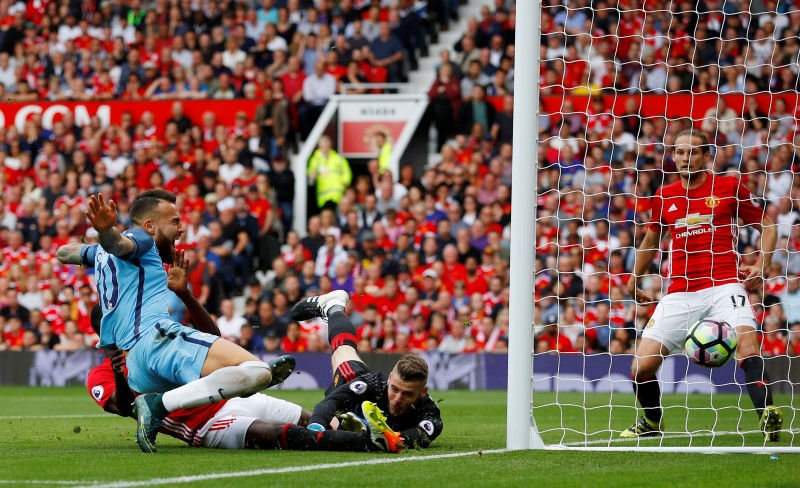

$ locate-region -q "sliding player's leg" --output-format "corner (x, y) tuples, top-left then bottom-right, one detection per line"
(128, 323), (295, 452)
(201, 394), (309, 449)
(245, 418), (401, 452)
(712, 283), (782, 441)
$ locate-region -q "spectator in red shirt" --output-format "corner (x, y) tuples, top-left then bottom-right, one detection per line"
(407, 314), (430, 351)
(440, 244), (467, 293)
(787, 324), (800, 357)
(760, 316), (788, 357)
(537, 315), (575, 354)
(281, 322), (308, 353)
(2, 317), (25, 349)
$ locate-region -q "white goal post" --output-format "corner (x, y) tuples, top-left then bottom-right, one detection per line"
(506, 0), (800, 453)
(506, 0), (543, 451)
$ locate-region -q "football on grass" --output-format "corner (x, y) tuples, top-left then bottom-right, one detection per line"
(685, 317), (737, 368)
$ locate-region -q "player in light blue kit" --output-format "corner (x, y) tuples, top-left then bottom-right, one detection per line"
(57, 190), (292, 453)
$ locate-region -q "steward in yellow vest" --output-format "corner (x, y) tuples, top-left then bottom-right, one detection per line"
(307, 135), (352, 208)
(375, 131), (392, 174)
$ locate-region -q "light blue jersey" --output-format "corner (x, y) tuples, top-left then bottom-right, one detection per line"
(82, 227), (171, 351)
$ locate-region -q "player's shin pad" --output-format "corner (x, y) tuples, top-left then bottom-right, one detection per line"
(632, 375), (662, 423)
(740, 356), (774, 419)
(328, 311), (358, 350)
(162, 361), (272, 411)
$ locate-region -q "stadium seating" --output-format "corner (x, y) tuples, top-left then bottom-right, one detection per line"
(0, 0), (798, 360)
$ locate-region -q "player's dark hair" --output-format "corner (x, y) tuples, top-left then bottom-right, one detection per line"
(90, 303), (102, 335)
(130, 189), (177, 226)
(393, 354), (428, 383)
(675, 128), (710, 155)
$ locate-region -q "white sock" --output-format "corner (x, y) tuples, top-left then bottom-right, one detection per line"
(322, 298), (346, 316)
(161, 361), (272, 411)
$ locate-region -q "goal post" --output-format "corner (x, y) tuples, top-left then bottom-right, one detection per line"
(506, 0), (542, 450)
(507, 1), (800, 453)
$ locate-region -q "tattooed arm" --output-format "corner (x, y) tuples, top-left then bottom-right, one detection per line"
(56, 243), (96, 267)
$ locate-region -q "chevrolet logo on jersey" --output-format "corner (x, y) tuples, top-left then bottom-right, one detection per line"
(675, 213), (714, 228)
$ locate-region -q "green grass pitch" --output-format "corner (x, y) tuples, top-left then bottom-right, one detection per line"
(0, 387), (798, 487)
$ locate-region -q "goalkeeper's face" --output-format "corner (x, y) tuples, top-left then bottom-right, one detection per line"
(387, 372), (427, 417)
(673, 134), (710, 179)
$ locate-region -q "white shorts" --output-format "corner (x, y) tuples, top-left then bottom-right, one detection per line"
(199, 394), (303, 449)
(641, 283), (756, 354)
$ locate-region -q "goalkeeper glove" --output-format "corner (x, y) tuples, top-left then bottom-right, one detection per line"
(338, 411), (367, 433)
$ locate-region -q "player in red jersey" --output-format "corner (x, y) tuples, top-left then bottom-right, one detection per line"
(87, 258), (403, 452)
(622, 129), (783, 441)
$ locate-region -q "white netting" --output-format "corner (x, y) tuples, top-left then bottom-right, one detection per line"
(528, 0), (800, 450)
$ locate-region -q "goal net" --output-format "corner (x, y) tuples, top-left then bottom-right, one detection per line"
(508, 0), (800, 452)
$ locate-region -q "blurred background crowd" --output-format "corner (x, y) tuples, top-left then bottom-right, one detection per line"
(0, 0), (799, 358)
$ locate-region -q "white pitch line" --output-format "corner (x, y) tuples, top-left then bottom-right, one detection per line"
(561, 428), (800, 447)
(0, 414), (109, 420)
(0, 482), (84, 485)
(73, 449), (509, 488)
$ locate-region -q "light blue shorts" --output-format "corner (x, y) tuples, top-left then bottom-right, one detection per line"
(126, 321), (218, 393)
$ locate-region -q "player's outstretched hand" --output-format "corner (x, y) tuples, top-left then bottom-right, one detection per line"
(86, 194), (118, 232)
(627, 275), (654, 304)
(167, 250), (188, 295)
(739, 264), (763, 293)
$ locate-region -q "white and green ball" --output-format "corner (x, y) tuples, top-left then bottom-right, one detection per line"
(685, 317), (738, 368)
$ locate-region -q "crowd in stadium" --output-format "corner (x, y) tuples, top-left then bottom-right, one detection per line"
(1, 0), (799, 358)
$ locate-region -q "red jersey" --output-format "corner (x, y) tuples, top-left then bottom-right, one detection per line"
(2, 246), (31, 267)
(325, 65), (347, 80)
(616, 16), (643, 58)
(441, 262), (468, 293)
(760, 333), (787, 357)
(183, 196), (206, 215)
(649, 173), (764, 293)
(86, 359), (226, 446)
(534, 272), (552, 300)
(587, 110), (613, 137)
(540, 331), (575, 353)
(247, 198), (272, 228)
(765, 277), (787, 297)
(280, 71), (306, 103)
(3, 328), (24, 348)
(350, 292), (377, 313)
(232, 173), (258, 188)
(464, 273), (489, 296)
(407, 330), (430, 351)
(282, 336), (308, 353)
(165, 173), (196, 195)
(135, 161), (161, 190)
(53, 194), (86, 213)
(482, 291), (502, 315)
(41, 304), (65, 335)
